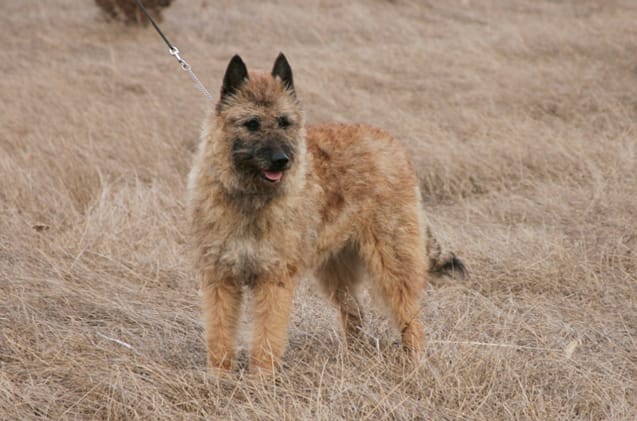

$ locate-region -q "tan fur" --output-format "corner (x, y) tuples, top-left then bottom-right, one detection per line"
(188, 55), (453, 372)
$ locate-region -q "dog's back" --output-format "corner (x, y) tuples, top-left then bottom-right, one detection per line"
(303, 123), (423, 261)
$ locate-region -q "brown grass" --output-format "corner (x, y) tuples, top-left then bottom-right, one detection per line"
(1, 0), (636, 419)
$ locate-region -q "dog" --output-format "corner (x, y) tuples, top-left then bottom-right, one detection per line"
(187, 53), (465, 372)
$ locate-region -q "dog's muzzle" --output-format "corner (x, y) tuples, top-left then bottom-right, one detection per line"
(261, 149), (291, 183)
(270, 151), (289, 171)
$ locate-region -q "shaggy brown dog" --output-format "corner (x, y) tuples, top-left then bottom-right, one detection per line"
(188, 54), (465, 372)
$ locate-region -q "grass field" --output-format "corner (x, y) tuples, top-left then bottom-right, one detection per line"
(1, 0), (636, 419)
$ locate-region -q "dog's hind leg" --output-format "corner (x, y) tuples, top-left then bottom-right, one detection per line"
(359, 216), (428, 358)
(315, 246), (365, 342)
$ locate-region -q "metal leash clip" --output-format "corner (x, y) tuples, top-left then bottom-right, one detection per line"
(169, 46), (192, 72)
(133, 0), (214, 104)
(168, 45), (214, 103)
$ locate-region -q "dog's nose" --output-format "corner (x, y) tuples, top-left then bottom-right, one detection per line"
(271, 151), (289, 169)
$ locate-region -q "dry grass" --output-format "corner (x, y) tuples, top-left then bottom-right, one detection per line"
(1, 0), (636, 419)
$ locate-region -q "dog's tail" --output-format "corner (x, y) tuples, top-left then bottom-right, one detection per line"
(426, 225), (467, 279)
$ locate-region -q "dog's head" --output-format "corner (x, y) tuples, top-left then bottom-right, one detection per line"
(212, 53), (305, 197)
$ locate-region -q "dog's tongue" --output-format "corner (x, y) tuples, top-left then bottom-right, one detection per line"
(263, 170), (283, 182)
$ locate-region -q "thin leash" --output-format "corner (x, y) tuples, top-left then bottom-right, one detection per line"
(133, 0), (214, 104)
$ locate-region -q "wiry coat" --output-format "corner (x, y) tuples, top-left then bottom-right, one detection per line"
(188, 54), (464, 372)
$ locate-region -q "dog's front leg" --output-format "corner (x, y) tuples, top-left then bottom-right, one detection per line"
(201, 272), (242, 372)
(250, 275), (294, 372)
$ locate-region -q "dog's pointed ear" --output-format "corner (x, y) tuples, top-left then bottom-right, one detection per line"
(221, 55), (248, 99)
(271, 53), (294, 93)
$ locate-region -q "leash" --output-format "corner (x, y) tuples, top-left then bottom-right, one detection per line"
(133, 0), (214, 104)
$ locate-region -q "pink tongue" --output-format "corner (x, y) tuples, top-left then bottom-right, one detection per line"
(263, 170), (283, 182)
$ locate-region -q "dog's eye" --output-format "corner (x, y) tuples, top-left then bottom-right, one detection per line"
(244, 118), (260, 132)
(277, 116), (290, 129)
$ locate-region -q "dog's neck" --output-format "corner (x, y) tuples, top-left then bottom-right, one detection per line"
(222, 187), (281, 214)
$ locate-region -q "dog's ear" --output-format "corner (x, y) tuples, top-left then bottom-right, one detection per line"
(271, 53), (294, 93)
(221, 55), (249, 99)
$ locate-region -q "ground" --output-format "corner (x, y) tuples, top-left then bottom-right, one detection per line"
(1, 0), (636, 419)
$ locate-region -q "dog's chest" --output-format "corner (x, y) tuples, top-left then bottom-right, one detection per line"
(208, 200), (316, 284)
(217, 235), (284, 286)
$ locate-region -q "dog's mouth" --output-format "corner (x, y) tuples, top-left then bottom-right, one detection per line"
(262, 170), (284, 183)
